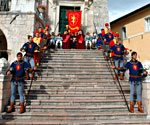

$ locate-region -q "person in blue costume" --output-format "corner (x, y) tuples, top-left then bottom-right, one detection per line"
(103, 29), (114, 60)
(112, 51), (147, 113)
(7, 52), (29, 114)
(21, 35), (39, 80)
(97, 28), (104, 49)
(110, 38), (126, 80)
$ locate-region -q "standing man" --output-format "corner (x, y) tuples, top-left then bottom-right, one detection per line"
(110, 38), (126, 80)
(33, 31), (43, 66)
(102, 23), (110, 36)
(21, 35), (39, 80)
(112, 51), (147, 113)
(7, 52), (29, 113)
(103, 29), (114, 60)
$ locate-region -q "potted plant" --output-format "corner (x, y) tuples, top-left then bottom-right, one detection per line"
(38, 4), (47, 13)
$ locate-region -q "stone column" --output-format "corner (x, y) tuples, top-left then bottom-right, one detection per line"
(0, 58), (11, 113)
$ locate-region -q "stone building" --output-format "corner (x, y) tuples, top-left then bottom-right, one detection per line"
(0, 0), (109, 63)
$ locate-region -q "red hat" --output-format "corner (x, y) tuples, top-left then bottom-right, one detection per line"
(35, 31), (39, 34)
(45, 25), (50, 28)
(105, 23), (109, 26)
(41, 29), (44, 33)
(114, 33), (119, 37)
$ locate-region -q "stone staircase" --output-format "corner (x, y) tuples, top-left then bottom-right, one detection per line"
(1, 49), (150, 124)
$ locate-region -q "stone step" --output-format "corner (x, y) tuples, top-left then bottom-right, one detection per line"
(23, 86), (129, 91)
(23, 84), (129, 90)
(25, 79), (125, 83)
(35, 72), (113, 76)
(38, 65), (108, 69)
(34, 75), (114, 80)
(2, 112), (147, 121)
(42, 57), (105, 59)
(14, 99), (130, 106)
(41, 58), (105, 61)
(40, 60), (107, 63)
(15, 93), (130, 101)
(39, 63), (108, 66)
(6, 105), (132, 113)
(23, 82), (129, 87)
(0, 120), (100, 125)
(35, 77), (115, 81)
(42, 55), (104, 58)
(45, 50), (102, 53)
(1, 120), (150, 125)
(36, 69), (111, 73)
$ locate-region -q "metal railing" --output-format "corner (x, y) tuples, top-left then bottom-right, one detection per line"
(100, 38), (130, 112)
(0, 0), (10, 11)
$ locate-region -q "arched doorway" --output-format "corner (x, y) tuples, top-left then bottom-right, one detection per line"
(0, 29), (8, 60)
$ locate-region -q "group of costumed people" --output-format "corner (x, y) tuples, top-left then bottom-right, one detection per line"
(6, 23), (148, 114)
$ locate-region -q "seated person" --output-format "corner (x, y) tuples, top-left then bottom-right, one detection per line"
(92, 32), (98, 48)
(62, 31), (70, 49)
(50, 32), (56, 48)
(70, 32), (77, 49)
(84, 32), (92, 49)
(76, 30), (85, 49)
(55, 33), (63, 49)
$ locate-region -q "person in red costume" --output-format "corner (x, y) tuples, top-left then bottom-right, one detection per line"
(109, 33), (119, 48)
(62, 31), (70, 49)
(44, 25), (51, 39)
(76, 30), (85, 49)
(33, 31), (42, 66)
(102, 23), (110, 37)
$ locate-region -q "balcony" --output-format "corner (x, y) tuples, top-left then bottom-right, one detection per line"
(0, 0), (11, 11)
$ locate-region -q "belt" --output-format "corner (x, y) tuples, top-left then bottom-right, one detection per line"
(130, 75), (141, 78)
(13, 77), (24, 80)
(114, 54), (122, 57)
(26, 53), (33, 56)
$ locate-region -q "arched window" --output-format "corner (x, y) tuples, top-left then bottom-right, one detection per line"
(0, 29), (8, 60)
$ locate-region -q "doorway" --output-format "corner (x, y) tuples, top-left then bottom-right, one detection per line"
(59, 6), (80, 34)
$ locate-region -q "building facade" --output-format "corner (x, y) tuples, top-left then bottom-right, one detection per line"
(0, 0), (109, 63)
(110, 4), (150, 62)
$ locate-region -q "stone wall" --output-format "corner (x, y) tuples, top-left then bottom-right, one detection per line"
(11, 0), (36, 13)
(46, 0), (109, 34)
(0, 12), (44, 63)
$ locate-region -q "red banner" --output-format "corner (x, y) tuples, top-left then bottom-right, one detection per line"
(67, 11), (82, 32)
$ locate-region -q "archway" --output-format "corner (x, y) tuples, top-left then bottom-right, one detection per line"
(0, 29), (8, 60)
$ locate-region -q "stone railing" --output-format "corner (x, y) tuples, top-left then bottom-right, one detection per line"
(0, 58), (11, 113)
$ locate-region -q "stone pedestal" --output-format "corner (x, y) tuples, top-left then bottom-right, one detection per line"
(0, 58), (11, 113)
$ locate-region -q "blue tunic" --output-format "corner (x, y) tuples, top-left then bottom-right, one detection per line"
(9, 61), (29, 82)
(111, 44), (125, 60)
(104, 33), (114, 45)
(124, 60), (143, 82)
(21, 42), (39, 57)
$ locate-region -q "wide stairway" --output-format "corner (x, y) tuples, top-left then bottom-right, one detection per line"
(1, 49), (150, 124)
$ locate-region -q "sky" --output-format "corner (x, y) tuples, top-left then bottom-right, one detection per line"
(108, 0), (150, 22)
